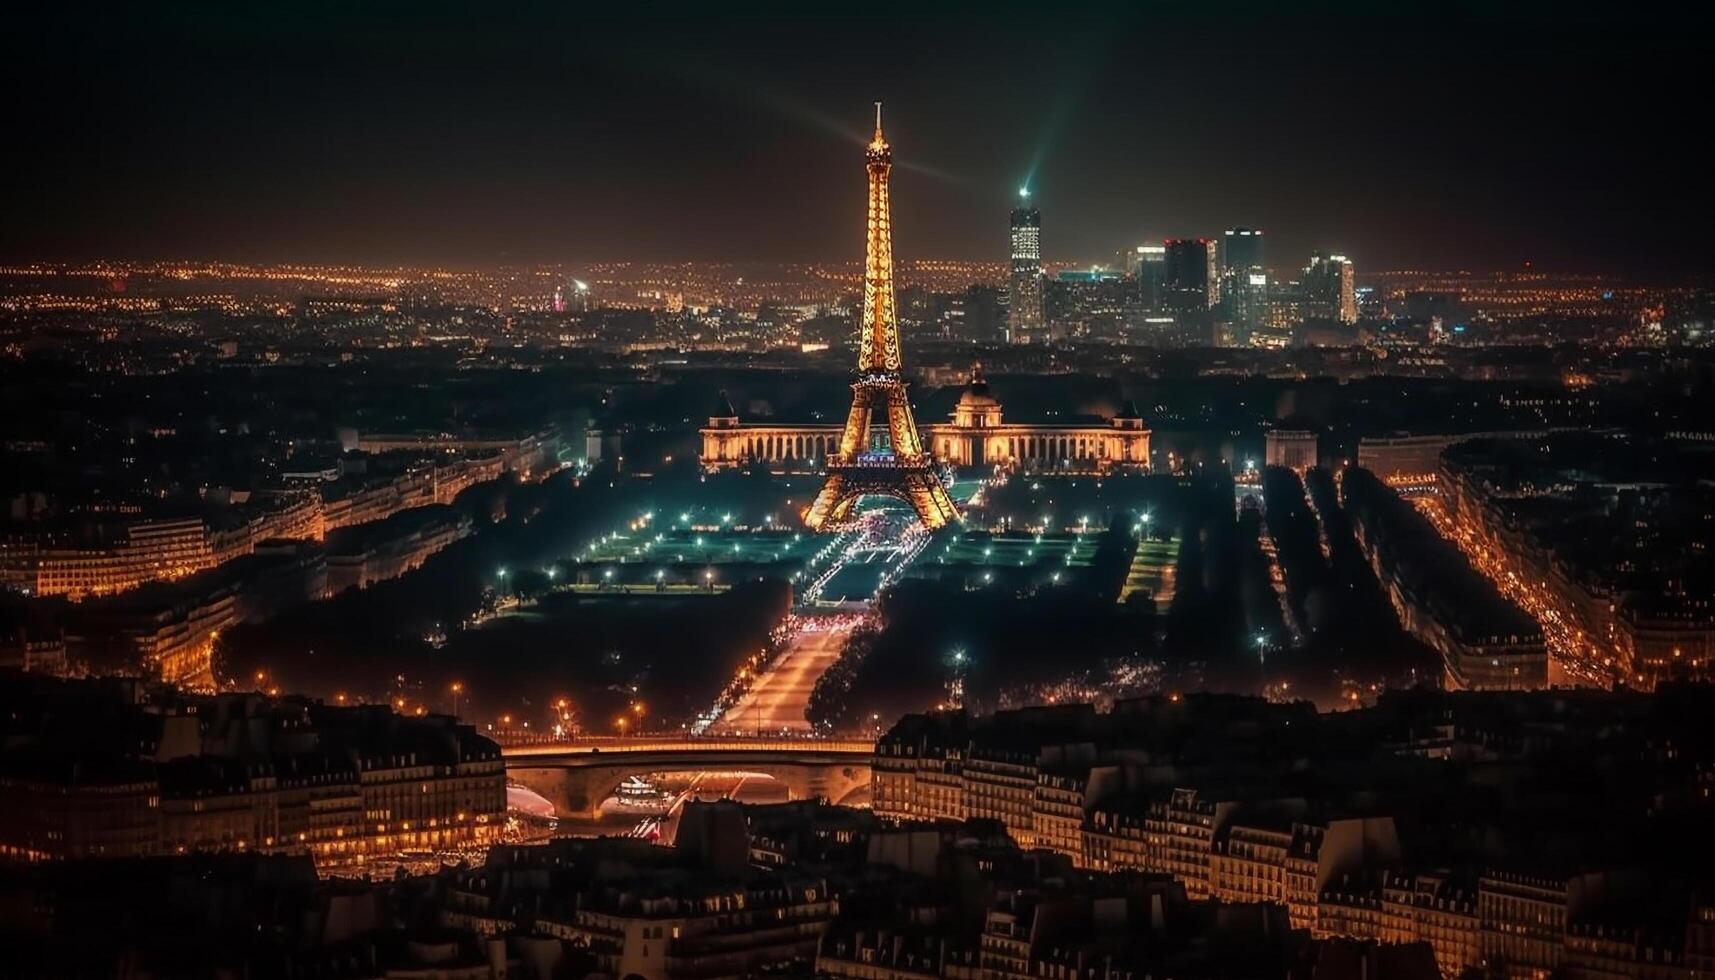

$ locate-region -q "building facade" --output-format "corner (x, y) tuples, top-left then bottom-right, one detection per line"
(0, 681), (505, 867)
(1264, 429), (1320, 472)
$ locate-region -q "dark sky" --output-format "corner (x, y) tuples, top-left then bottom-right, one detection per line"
(4, 1), (1711, 276)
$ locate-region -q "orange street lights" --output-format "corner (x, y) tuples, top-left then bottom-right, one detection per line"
(451, 681), (464, 718)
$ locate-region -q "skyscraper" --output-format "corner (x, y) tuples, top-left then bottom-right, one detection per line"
(1304, 252), (1358, 324)
(1221, 228), (1268, 340)
(1007, 190), (1044, 343)
(1221, 228), (1265, 279)
(1162, 238), (1218, 313)
(1130, 243), (1166, 310)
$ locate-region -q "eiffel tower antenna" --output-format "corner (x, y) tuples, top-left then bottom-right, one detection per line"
(805, 105), (959, 532)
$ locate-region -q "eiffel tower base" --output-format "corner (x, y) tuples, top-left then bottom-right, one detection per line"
(804, 465), (958, 531)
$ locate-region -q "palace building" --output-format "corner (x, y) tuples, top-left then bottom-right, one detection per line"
(700, 365), (1151, 476)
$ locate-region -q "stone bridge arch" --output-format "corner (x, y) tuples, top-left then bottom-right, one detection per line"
(508, 752), (871, 820)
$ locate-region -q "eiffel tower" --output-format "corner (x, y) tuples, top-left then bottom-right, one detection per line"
(805, 104), (960, 531)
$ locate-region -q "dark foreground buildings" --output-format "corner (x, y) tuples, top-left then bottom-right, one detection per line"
(3, 798), (1450, 980)
(0, 673), (506, 865)
(875, 689), (1715, 979)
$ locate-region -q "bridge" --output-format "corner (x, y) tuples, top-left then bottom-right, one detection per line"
(503, 737), (875, 819)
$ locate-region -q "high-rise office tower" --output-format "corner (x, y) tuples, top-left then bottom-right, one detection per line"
(1221, 228), (1265, 279)
(1130, 243), (1166, 309)
(1007, 190), (1044, 343)
(1162, 238), (1218, 312)
(1221, 228), (1268, 338)
(1304, 252), (1358, 324)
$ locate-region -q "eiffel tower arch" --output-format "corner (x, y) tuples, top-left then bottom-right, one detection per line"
(805, 104), (959, 532)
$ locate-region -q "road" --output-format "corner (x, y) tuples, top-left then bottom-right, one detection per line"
(1414, 497), (1612, 688)
(712, 621), (853, 734)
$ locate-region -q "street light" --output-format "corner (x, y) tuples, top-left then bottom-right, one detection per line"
(451, 681), (464, 718)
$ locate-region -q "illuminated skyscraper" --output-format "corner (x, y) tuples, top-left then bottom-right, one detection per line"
(1130, 243), (1167, 310)
(1007, 191), (1044, 343)
(1304, 252), (1358, 324)
(1221, 228), (1265, 281)
(1162, 238), (1218, 313)
(1221, 228), (1268, 338)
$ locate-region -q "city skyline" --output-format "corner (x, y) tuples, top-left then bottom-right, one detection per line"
(5, 3), (1713, 277)
(5, 7), (1715, 978)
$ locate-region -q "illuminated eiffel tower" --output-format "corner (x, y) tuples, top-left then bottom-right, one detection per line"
(805, 104), (960, 531)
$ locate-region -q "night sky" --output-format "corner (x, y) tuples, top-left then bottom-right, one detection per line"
(4, 1), (1711, 276)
